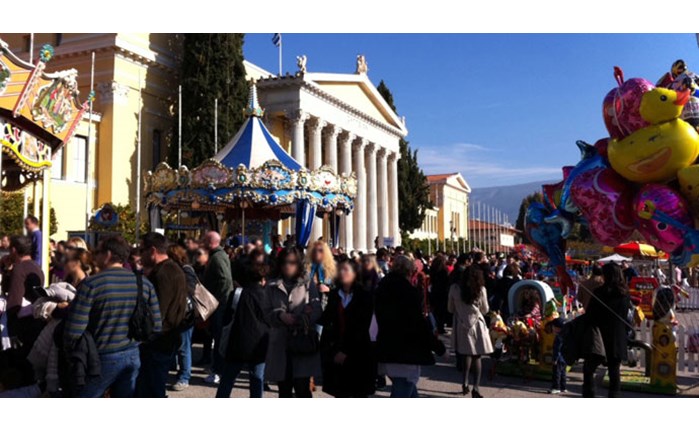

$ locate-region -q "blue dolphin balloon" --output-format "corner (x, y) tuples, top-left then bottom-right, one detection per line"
(526, 202), (574, 294)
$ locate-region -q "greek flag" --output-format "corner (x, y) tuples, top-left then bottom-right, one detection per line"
(272, 33), (282, 47)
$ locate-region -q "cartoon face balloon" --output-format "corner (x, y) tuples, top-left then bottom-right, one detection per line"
(632, 184), (693, 253)
(602, 67), (654, 140)
(607, 119), (699, 183)
(570, 167), (635, 246)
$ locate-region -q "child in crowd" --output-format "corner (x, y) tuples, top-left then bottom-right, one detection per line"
(548, 317), (567, 394)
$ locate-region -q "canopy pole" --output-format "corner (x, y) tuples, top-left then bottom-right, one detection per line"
(178, 85), (182, 167)
(214, 98), (218, 154)
(85, 51), (95, 243)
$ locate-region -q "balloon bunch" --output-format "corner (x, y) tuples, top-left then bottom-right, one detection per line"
(526, 62), (699, 282)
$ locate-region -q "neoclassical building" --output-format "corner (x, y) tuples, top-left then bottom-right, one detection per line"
(411, 173), (471, 250)
(246, 57), (407, 252)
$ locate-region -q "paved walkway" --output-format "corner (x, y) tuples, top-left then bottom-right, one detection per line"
(169, 325), (699, 398)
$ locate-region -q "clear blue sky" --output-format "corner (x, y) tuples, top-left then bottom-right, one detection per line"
(243, 34), (699, 188)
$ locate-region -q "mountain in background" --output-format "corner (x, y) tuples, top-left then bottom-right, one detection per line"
(470, 180), (553, 223)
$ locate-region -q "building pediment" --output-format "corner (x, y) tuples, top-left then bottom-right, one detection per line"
(305, 73), (407, 134)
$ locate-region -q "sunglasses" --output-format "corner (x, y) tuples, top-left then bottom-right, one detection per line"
(283, 259), (299, 266)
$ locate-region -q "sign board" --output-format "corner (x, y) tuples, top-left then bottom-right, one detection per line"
(500, 233), (515, 248)
(383, 237), (395, 248)
(629, 277), (659, 319)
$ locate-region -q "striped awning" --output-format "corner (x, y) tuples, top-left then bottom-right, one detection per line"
(213, 81), (301, 171)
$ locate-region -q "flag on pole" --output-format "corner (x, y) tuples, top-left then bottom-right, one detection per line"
(272, 33), (282, 47)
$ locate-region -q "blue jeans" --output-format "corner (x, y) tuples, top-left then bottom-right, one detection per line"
(389, 377), (418, 398)
(177, 327), (193, 384)
(78, 347), (140, 398)
(216, 361), (266, 398)
(209, 306), (225, 375)
(136, 344), (175, 398)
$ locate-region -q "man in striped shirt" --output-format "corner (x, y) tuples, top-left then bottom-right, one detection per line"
(65, 235), (162, 398)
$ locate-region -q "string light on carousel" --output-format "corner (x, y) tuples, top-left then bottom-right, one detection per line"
(145, 80), (357, 247)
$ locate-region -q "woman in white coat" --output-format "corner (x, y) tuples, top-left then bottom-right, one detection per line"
(448, 265), (493, 398)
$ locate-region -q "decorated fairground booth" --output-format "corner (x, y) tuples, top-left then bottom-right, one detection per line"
(519, 61), (699, 394)
(0, 39), (92, 278)
(145, 81), (357, 249)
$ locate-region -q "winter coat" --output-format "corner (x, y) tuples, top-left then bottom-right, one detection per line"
(447, 284), (494, 356)
(203, 247), (233, 303)
(264, 277), (322, 382)
(561, 313), (606, 364)
(319, 285), (376, 397)
(374, 272), (439, 366)
(224, 284), (272, 364)
(586, 287), (631, 361)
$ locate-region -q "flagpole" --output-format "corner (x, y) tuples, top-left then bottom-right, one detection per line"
(84, 51), (95, 243)
(135, 69), (143, 242)
(278, 34), (283, 76)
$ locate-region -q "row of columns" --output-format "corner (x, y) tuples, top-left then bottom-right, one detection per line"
(288, 110), (400, 253)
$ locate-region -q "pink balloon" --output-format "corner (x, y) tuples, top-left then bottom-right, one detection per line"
(632, 184), (692, 253)
(602, 67), (654, 140)
(571, 167), (635, 246)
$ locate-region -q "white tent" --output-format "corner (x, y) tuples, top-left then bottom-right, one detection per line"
(597, 253), (632, 263)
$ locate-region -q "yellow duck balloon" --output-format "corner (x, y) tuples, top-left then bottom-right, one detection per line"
(608, 87), (699, 183)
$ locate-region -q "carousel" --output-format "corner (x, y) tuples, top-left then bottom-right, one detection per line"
(145, 81), (357, 247)
(0, 39), (92, 276)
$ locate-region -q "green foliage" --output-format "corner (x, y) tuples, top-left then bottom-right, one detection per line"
(173, 33), (248, 166)
(89, 203), (146, 244)
(0, 192), (57, 236)
(376, 80), (431, 234)
(515, 192), (543, 244)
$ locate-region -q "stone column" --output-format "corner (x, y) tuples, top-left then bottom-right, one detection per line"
(352, 138), (367, 252)
(308, 117), (325, 170)
(377, 148), (388, 248)
(289, 109), (308, 166)
(323, 124), (340, 172)
(365, 143), (378, 253)
(308, 117), (326, 243)
(388, 151), (401, 246)
(339, 131), (355, 251)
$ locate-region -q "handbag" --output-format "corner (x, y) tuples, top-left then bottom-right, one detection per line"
(128, 272), (155, 342)
(191, 281), (219, 322)
(287, 289), (319, 355)
(288, 317), (320, 355)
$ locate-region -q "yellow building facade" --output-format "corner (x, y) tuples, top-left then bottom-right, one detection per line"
(0, 33), (180, 239)
(411, 173), (470, 245)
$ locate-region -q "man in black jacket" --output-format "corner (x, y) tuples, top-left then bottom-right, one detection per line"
(375, 256), (445, 398)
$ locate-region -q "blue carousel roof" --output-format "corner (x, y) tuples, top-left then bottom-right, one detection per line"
(213, 81), (301, 171)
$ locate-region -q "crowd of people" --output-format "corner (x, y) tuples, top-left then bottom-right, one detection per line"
(0, 216), (688, 398)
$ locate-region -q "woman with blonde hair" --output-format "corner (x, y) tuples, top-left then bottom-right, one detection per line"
(66, 236), (88, 251)
(305, 240), (336, 295)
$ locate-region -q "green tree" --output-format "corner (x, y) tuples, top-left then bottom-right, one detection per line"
(376, 80), (431, 234)
(515, 192), (543, 244)
(0, 192), (57, 236)
(88, 203), (145, 244)
(173, 33), (248, 166)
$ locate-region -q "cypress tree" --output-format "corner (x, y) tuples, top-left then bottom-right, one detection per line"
(376, 80), (431, 235)
(174, 33), (248, 166)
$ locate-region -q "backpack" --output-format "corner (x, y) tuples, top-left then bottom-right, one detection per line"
(128, 272), (155, 342)
(217, 286), (243, 357)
